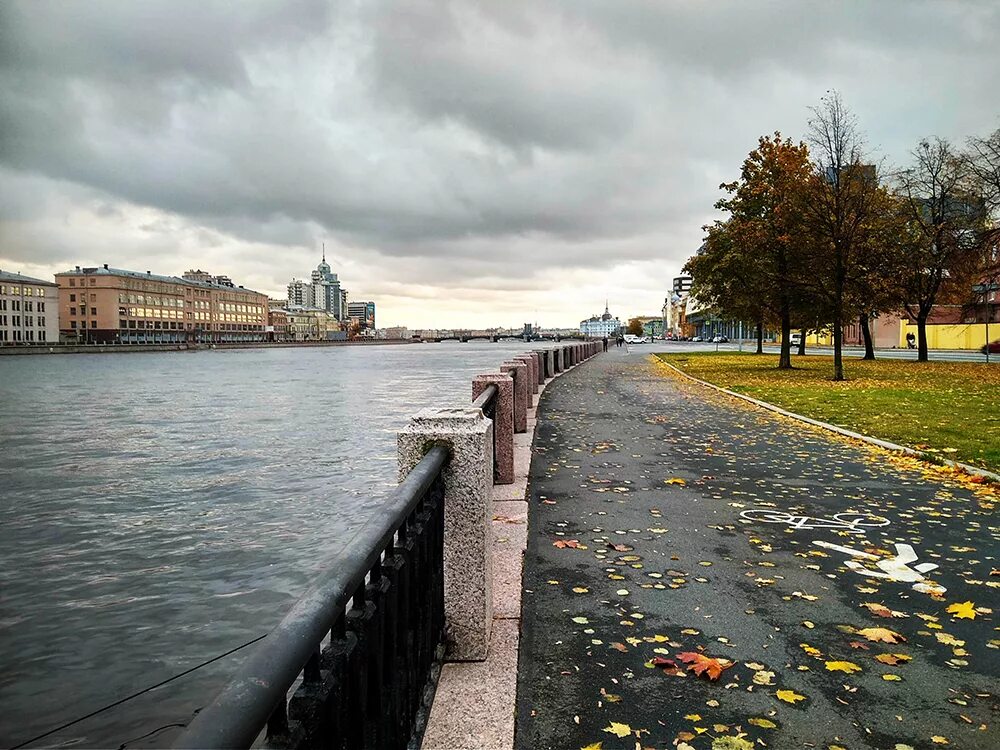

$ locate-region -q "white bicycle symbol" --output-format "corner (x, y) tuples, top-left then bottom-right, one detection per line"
(739, 508), (890, 533)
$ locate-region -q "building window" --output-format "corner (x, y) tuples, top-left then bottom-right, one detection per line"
(91, 307), (97, 315)
(90, 320), (97, 328)
(70, 294), (76, 302)
(38, 316), (45, 327)
(38, 302), (45, 312)
(69, 278), (76, 287)
(39, 331), (46, 342)
(70, 321), (77, 329)
(25, 301), (33, 312)
(12, 300), (20, 311)
(89, 279), (95, 285)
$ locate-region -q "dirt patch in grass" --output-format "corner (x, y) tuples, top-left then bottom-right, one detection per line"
(656, 352), (1000, 473)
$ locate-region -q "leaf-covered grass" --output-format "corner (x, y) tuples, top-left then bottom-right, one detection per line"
(655, 352), (1000, 473)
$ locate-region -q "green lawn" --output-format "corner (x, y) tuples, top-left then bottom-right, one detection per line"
(655, 352), (1000, 473)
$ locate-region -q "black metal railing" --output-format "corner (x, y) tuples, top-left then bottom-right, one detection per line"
(175, 445), (449, 750)
(472, 383), (500, 483)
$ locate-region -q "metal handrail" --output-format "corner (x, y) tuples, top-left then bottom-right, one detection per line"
(175, 444), (450, 749)
(471, 382), (498, 411)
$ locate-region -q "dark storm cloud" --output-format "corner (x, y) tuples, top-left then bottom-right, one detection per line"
(0, 0), (998, 325)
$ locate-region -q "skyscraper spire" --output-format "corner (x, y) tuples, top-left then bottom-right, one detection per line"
(322, 242), (326, 263)
(605, 298), (609, 315)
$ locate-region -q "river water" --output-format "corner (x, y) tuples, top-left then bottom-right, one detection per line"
(0, 342), (547, 748)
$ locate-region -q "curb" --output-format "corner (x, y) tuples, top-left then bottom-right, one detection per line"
(654, 357), (1000, 484)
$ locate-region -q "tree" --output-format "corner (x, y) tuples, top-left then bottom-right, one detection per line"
(626, 318), (644, 336)
(684, 221), (771, 354)
(801, 92), (898, 379)
(709, 133), (814, 369)
(896, 137), (985, 361)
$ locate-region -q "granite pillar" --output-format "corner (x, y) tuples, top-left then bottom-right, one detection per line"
(398, 407), (493, 661)
(514, 354), (538, 395)
(472, 374), (514, 485)
(500, 360), (529, 430)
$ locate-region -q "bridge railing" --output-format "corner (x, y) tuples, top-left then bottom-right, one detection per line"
(175, 341), (601, 749)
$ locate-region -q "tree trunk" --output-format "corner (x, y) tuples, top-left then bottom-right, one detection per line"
(779, 306), (792, 369)
(832, 310), (844, 381)
(755, 321), (763, 354)
(917, 312), (929, 361)
(859, 314), (875, 360)
(796, 327), (806, 356)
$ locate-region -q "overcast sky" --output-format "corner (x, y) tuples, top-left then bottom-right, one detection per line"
(1, 1), (998, 328)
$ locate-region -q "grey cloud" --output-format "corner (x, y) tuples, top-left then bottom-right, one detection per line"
(0, 1), (998, 325)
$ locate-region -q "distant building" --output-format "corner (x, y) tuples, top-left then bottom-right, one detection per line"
(285, 306), (344, 341)
(0, 270), (59, 344)
(287, 250), (349, 321)
(182, 269), (235, 288)
(347, 301), (376, 330)
(580, 302), (621, 337)
(379, 326), (410, 340)
(55, 265), (268, 343)
(267, 308), (289, 342)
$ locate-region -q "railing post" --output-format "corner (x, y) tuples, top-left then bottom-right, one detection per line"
(552, 347), (563, 373)
(472, 374), (514, 484)
(534, 350), (551, 380)
(514, 354), (538, 395)
(398, 408), (493, 661)
(500, 360), (529, 431)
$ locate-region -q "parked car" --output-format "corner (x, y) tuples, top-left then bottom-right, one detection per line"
(624, 334), (645, 344)
(712, 335), (729, 343)
(691, 336), (704, 342)
(982, 340), (1000, 354)
(790, 332), (802, 346)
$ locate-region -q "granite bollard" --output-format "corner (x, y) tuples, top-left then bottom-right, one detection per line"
(536, 350), (552, 379)
(514, 354), (538, 395)
(398, 407), (493, 661)
(472, 373), (514, 484)
(553, 347), (562, 373)
(500, 360), (529, 430)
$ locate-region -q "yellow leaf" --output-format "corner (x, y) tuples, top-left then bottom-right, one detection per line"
(931, 736), (949, 745)
(824, 660), (862, 674)
(603, 722), (631, 738)
(882, 673), (903, 681)
(572, 587), (589, 594)
(935, 632), (965, 647)
(945, 601), (977, 620)
(684, 714), (702, 721)
(802, 620), (815, 629)
(857, 627), (906, 644)
(581, 744), (602, 750)
(666, 477), (687, 486)
(748, 718), (777, 728)
(800, 643), (822, 657)
(776, 689), (806, 704)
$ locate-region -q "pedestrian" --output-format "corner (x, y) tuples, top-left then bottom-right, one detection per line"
(906, 331), (916, 350)
(602, 336), (609, 352)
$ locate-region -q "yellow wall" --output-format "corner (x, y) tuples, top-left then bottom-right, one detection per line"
(899, 322), (993, 350)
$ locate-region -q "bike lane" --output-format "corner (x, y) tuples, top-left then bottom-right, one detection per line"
(516, 353), (998, 750)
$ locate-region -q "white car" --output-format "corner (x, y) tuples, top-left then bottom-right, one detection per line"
(624, 334), (646, 344)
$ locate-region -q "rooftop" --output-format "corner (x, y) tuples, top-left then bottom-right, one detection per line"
(55, 265), (264, 295)
(0, 269), (58, 286)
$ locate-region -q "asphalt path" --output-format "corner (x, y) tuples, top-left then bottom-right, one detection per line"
(645, 340), (998, 364)
(515, 350), (998, 750)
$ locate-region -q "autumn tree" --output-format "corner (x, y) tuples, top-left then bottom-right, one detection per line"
(626, 318), (644, 336)
(800, 92), (899, 379)
(684, 221), (771, 354)
(711, 133), (813, 369)
(896, 137), (986, 361)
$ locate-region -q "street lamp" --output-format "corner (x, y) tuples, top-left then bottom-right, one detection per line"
(973, 283), (994, 364)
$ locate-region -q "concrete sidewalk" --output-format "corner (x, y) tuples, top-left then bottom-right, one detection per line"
(516, 352), (997, 750)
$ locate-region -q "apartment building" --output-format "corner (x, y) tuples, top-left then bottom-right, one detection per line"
(0, 270), (59, 344)
(55, 265), (269, 344)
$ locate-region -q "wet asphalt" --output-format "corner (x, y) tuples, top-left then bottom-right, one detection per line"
(515, 349), (998, 750)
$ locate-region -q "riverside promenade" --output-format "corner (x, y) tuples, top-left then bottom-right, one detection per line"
(516, 349), (997, 750)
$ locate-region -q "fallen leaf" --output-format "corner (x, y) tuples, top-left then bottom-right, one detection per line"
(824, 661), (862, 674)
(875, 653), (911, 666)
(857, 627), (906, 644)
(711, 737), (753, 750)
(748, 718), (777, 729)
(677, 652), (735, 681)
(776, 689), (807, 704)
(945, 601), (977, 620)
(581, 744), (602, 750)
(882, 674), (903, 681)
(931, 737), (949, 745)
(602, 722), (631, 738)
(666, 477), (687, 486)
(861, 602), (907, 618)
